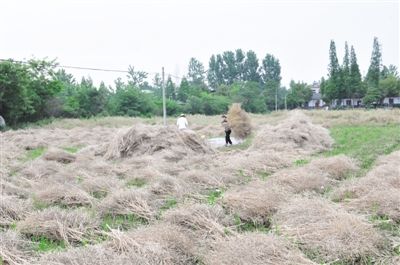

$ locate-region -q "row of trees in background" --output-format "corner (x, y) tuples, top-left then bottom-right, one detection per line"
(1, 38), (399, 126)
(1, 49), (313, 126)
(321, 37), (400, 105)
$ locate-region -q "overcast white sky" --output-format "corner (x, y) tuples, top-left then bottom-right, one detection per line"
(0, 0), (398, 88)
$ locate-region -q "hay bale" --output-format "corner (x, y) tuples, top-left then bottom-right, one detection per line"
(227, 103), (252, 139)
(35, 184), (93, 207)
(222, 180), (289, 224)
(273, 197), (385, 263)
(0, 196), (31, 227)
(103, 125), (212, 160)
(0, 230), (34, 265)
(252, 111), (333, 154)
(205, 233), (315, 265)
(18, 207), (99, 245)
(100, 189), (155, 222)
(106, 224), (197, 265)
(163, 203), (232, 239)
(43, 148), (76, 164)
(149, 175), (188, 198)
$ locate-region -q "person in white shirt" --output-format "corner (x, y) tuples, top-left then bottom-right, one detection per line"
(176, 114), (188, 130)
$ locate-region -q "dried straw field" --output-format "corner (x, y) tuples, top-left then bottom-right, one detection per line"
(1, 109), (400, 265)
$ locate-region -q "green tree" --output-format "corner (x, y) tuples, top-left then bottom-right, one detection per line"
(127, 65), (148, 88)
(243, 50), (260, 82)
(188, 57), (205, 86)
(165, 76), (176, 100)
(349, 46), (364, 98)
(342, 42), (351, 97)
(366, 37), (382, 88)
(286, 81), (312, 109)
(379, 75), (400, 97)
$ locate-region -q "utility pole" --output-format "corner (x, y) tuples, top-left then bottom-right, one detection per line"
(162, 67), (166, 126)
(284, 93), (287, 111)
(275, 86), (278, 111)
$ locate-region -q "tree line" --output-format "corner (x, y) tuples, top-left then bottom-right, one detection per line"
(1, 38), (399, 126)
(321, 37), (400, 106)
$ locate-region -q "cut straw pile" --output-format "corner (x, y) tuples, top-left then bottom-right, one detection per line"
(102, 125), (212, 159)
(331, 150), (400, 221)
(227, 103), (252, 139)
(252, 110), (333, 154)
(273, 196), (386, 263)
(205, 233), (315, 265)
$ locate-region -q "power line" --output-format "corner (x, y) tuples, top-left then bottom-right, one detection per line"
(0, 58), (183, 79)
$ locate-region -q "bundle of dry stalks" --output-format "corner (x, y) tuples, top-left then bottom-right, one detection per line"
(0, 196), (31, 227)
(106, 224), (198, 264)
(18, 207), (99, 245)
(35, 245), (134, 265)
(163, 203), (232, 239)
(103, 125), (212, 159)
(270, 155), (358, 193)
(19, 160), (59, 180)
(1, 180), (30, 199)
(205, 233), (315, 265)
(35, 184), (93, 207)
(80, 177), (121, 199)
(227, 103), (252, 139)
(223, 180), (290, 224)
(100, 189), (155, 221)
(252, 111), (333, 154)
(43, 148), (76, 164)
(149, 175), (188, 198)
(331, 151), (400, 221)
(274, 196), (385, 263)
(0, 230), (33, 265)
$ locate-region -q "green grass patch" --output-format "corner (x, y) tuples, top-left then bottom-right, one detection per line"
(126, 178), (147, 188)
(257, 170), (271, 180)
(24, 147), (46, 161)
(369, 215), (400, 237)
(31, 236), (66, 252)
(90, 190), (108, 199)
(234, 215), (270, 233)
(160, 197), (177, 211)
(237, 169), (252, 183)
(293, 159), (310, 166)
(62, 146), (82, 154)
(207, 189), (224, 205)
(101, 213), (147, 231)
(325, 125), (400, 171)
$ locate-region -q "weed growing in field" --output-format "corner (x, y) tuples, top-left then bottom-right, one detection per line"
(207, 189), (224, 205)
(126, 178), (147, 188)
(294, 159), (310, 166)
(62, 146), (82, 153)
(23, 147), (46, 161)
(31, 236), (66, 252)
(90, 190), (108, 199)
(101, 213), (147, 231)
(234, 214), (270, 233)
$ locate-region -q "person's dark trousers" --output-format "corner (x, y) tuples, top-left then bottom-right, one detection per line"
(225, 129), (232, 145)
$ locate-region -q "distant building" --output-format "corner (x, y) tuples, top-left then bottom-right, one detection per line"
(307, 81), (325, 108)
(383, 96), (400, 106)
(331, 98), (363, 108)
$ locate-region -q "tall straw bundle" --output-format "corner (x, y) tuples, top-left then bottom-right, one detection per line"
(227, 103), (252, 139)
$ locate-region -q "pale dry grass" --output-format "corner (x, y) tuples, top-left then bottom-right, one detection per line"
(227, 103), (252, 139)
(270, 155), (358, 193)
(100, 189), (155, 221)
(43, 148), (76, 164)
(331, 151), (400, 221)
(306, 109), (400, 127)
(222, 180), (290, 224)
(106, 224), (198, 265)
(205, 233), (316, 265)
(0, 195), (31, 227)
(251, 110), (333, 154)
(18, 207), (99, 245)
(274, 196), (386, 263)
(34, 183), (93, 208)
(0, 230), (33, 265)
(163, 203), (233, 240)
